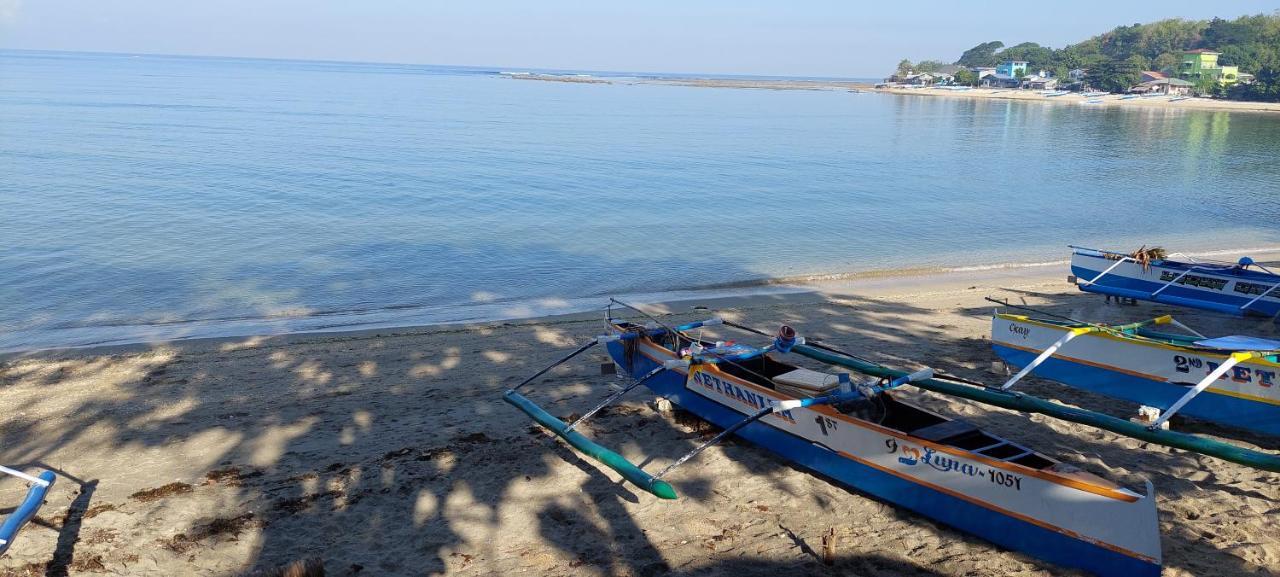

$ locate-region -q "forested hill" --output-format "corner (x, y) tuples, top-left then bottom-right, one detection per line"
(902, 13), (1280, 101)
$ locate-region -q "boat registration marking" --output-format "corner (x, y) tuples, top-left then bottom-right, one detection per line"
(1174, 355), (1277, 387)
(886, 438), (1022, 491)
(1158, 271), (1227, 291)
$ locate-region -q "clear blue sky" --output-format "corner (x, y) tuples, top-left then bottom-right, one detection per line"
(1, 1), (1275, 77)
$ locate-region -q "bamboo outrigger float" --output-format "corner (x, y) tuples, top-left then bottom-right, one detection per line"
(505, 300), (1173, 576)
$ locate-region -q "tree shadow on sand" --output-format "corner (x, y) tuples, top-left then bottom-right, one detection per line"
(0, 282), (1276, 576)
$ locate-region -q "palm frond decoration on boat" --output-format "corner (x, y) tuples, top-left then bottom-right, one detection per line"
(1124, 245), (1167, 271)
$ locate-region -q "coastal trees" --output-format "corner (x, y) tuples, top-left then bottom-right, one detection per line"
(1089, 59), (1142, 93)
(1230, 65), (1280, 101)
(1153, 52), (1181, 73)
(896, 59), (914, 76)
(956, 41), (1004, 67)
(914, 60), (950, 73)
(923, 12), (1280, 101)
(999, 42), (1055, 69)
(953, 68), (978, 86)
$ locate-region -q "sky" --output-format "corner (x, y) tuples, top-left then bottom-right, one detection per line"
(0, 1), (1276, 78)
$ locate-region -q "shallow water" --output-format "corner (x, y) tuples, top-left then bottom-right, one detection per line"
(3, 50), (1279, 351)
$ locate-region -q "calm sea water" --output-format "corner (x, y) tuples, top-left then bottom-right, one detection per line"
(3, 50), (1280, 351)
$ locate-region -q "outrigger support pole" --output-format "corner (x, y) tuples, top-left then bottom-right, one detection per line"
(0, 466), (55, 557)
(564, 365), (666, 432)
(715, 315), (1280, 473)
(1001, 327), (1097, 390)
(509, 338), (601, 393)
(783, 342), (1280, 473)
(1148, 351), (1265, 430)
(504, 389), (678, 499)
(995, 311), (1175, 391)
(503, 324), (683, 500)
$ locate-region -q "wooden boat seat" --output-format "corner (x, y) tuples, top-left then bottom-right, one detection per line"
(908, 420), (980, 443)
(774, 367), (840, 398)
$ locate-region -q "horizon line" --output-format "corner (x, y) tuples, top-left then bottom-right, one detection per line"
(0, 47), (881, 82)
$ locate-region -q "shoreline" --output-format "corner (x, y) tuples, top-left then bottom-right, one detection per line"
(505, 73), (1280, 113)
(7, 244), (1280, 358)
(874, 85), (1280, 114)
(3, 263), (1277, 575)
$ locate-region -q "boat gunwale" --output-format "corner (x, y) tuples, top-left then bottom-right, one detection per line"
(616, 324), (1143, 502)
(996, 313), (1280, 366)
(1071, 248), (1280, 285)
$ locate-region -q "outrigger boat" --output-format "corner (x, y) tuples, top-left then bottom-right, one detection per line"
(504, 300), (1176, 576)
(990, 300), (1280, 436)
(1070, 245), (1280, 317)
(0, 465), (54, 556)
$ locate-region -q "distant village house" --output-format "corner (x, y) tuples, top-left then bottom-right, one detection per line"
(1179, 49), (1239, 86)
(980, 60), (1028, 88)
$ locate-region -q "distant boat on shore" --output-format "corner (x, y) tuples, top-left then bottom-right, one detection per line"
(1069, 245), (1280, 317)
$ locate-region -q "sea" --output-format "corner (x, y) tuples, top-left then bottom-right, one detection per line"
(3, 50), (1280, 352)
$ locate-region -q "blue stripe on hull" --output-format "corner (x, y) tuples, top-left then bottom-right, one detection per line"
(993, 343), (1280, 436)
(608, 342), (1159, 577)
(1072, 264), (1280, 317)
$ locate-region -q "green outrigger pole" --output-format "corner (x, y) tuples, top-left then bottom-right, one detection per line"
(785, 342), (1280, 473)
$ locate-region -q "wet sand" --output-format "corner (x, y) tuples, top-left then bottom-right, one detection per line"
(1, 265), (1278, 576)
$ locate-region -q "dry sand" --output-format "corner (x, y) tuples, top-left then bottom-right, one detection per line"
(1, 266), (1278, 576)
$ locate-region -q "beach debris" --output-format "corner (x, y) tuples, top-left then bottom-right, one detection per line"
(821, 527), (837, 566)
(245, 558), (326, 577)
(129, 481), (193, 503)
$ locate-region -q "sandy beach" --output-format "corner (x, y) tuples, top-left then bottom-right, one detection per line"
(507, 73), (1280, 113)
(875, 85), (1280, 114)
(2, 265), (1278, 577)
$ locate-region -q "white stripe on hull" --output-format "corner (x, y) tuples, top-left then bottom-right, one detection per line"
(1072, 252), (1280, 309)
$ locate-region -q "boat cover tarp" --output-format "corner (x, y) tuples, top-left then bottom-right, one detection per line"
(1193, 336), (1280, 351)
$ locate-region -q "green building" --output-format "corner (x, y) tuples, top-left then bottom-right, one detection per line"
(1179, 49), (1239, 86)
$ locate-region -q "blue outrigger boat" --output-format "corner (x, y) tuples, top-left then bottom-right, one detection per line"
(1071, 246), (1280, 317)
(991, 301), (1280, 436)
(504, 300), (1173, 576)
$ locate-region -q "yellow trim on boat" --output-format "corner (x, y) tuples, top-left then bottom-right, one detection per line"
(994, 341), (1280, 408)
(995, 314), (1280, 368)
